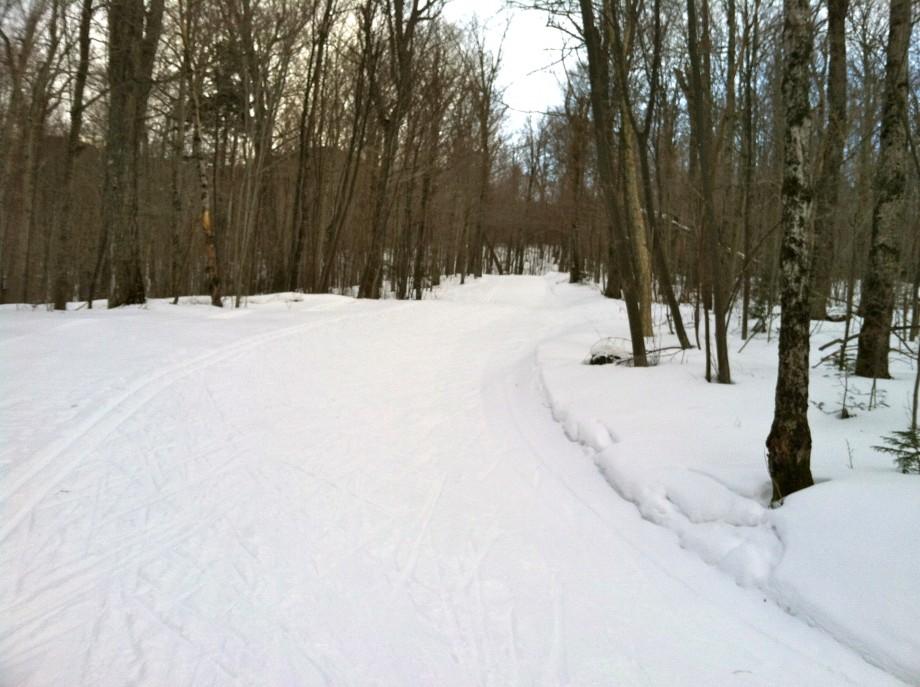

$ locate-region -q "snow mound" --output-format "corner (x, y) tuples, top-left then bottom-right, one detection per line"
(593, 451), (782, 586)
(770, 477), (920, 680)
(587, 337), (633, 366)
(536, 308), (920, 684)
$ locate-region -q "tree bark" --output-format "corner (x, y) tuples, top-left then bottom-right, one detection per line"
(169, 53), (188, 304)
(739, 0), (760, 339)
(620, 120), (653, 336)
(855, 0), (911, 378)
(358, 0), (428, 299)
(52, 0), (92, 310)
(289, 0), (334, 292)
(809, 0), (847, 319)
(104, 0), (164, 307)
(190, 77), (221, 306)
(578, 0), (648, 366)
(686, 0), (731, 382)
(767, 0), (815, 501)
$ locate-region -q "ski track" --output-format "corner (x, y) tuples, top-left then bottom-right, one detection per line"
(0, 300), (411, 543)
(0, 276), (907, 686)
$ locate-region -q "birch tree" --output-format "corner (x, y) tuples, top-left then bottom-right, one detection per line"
(766, 0), (815, 500)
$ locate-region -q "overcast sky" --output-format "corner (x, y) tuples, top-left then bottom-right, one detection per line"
(441, 1), (574, 133)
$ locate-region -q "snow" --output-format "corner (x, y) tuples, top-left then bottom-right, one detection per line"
(535, 276), (920, 683)
(771, 477), (920, 679)
(0, 274), (915, 686)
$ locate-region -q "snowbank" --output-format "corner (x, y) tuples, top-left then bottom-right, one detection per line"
(537, 304), (920, 683)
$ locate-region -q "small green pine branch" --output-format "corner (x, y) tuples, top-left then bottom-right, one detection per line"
(874, 428), (920, 474)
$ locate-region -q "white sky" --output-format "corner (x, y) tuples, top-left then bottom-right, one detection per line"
(441, 0), (574, 133)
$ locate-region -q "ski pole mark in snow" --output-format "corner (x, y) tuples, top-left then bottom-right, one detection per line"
(543, 574), (568, 686)
(390, 476), (446, 601)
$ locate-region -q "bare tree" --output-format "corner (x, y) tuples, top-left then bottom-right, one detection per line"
(17, 0), (62, 304)
(739, 0), (761, 339)
(103, 0), (165, 307)
(179, 0), (221, 305)
(855, 0), (911, 378)
(357, 0), (439, 298)
(289, 0), (336, 292)
(317, 12), (377, 293)
(577, 0), (648, 366)
(809, 0), (848, 320)
(467, 20), (505, 280)
(766, 0), (815, 501)
(560, 79), (589, 284)
(0, 1), (46, 303)
(52, 0), (93, 310)
(685, 0), (732, 383)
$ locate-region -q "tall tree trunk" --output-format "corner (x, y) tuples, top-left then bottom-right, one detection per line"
(767, 0), (815, 501)
(739, 0), (760, 339)
(472, 133), (489, 280)
(289, 0), (334, 292)
(686, 0), (732, 382)
(855, 0), (911, 378)
(169, 60), (187, 303)
(578, 0), (648, 366)
(0, 3), (43, 304)
(190, 79), (221, 306)
(358, 126), (397, 298)
(635, 132), (692, 349)
(620, 120), (653, 336)
(395, 134), (420, 299)
(809, 0), (848, 319)
(52, 0), (92, 310)
(357, 0), (428, 299)
(564, 88), (588, 285)
(630, 0), (691, 348)
(104, 0), (164, 308)
(19, 92), (47, 304)
(412, 159), (435, 299)
(18, 1), (60, 304)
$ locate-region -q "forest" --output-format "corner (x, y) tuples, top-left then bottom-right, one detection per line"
(1, 0), (914, 320)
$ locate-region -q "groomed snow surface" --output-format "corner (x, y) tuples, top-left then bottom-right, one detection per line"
(1, 274), (917, 686)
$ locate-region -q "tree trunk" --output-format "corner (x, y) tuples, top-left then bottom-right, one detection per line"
(169, 59), (187, 304)
(104, 0), (164, 308)
(809, 0), (847, 319)
(620, 120), (653, 336)
(52, 0), (92, 310)
(288, 0), (333, 292)
(190, 83), (221, 306)
(357, 0), (427, 299)
(686, 0), (731, 382)
(739, 0), (760, 339)
(358, 127), (397, 298)
(855, 0), (911, 378)
(578, 0), (648, 366)
(766, 0), (815, 501)
(635, 130), (692, 349)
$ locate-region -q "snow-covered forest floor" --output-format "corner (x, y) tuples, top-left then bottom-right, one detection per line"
(1, 274), (917, 686)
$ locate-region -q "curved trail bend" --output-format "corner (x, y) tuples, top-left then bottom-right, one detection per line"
(0, 277), (901, 686)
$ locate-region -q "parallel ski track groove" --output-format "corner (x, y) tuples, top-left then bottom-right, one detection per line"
(0, 302), (411, 544)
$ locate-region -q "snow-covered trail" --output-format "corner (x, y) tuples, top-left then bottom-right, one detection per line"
(0, 277), (902, 686)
